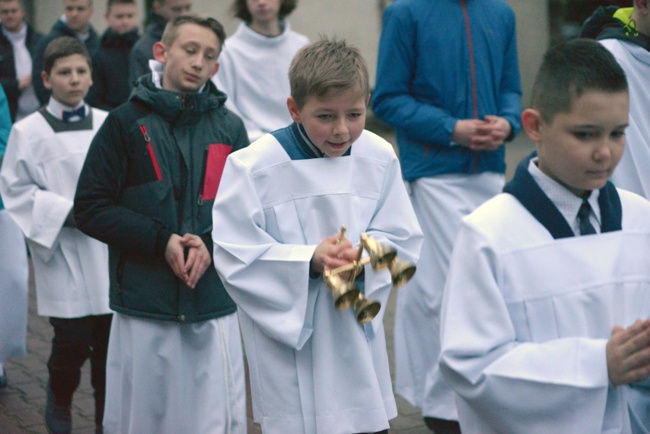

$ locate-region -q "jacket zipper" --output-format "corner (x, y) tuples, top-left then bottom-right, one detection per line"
(461, 0), (480, 173)
(197, 147), (208, 206)
(139, 124), (163, 181)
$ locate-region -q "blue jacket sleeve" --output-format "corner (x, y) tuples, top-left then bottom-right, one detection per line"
(496, 13), (522, 139)
(371, 5), (458, 146)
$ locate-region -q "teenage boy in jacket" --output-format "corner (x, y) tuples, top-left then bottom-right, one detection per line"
(371, 0), (522, 432)
(0, 0), (42, 121)
(75, 14), (248, 434)
(32, 0), (99, 105)
(581, 0), (650, 201)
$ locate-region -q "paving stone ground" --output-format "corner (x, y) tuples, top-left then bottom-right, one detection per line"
(0, 125), (534, 433)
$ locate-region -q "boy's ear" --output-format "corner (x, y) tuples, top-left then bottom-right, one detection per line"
(209, 62), (219, 79)
(287, 97), (301, 123)
(521, 108), (543, 142)
(41, 71), (51, 90)
(152, 42), (166, 63)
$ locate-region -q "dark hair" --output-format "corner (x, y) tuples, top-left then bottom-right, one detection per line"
(289, 37), (369, 109)
(107, 0), (135, 11)
(231, 0), (298, 22)
(43, 36), (91, 75)
(161, 14), (226, 49)
(531, 38), (628, 122)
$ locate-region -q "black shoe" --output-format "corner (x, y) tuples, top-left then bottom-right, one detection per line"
(45, 385), (71, 434)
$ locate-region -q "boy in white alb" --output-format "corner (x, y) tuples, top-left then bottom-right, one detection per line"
(0, 36), (109, 434)
(439, 39), (650, 433)
(212, 39), (423, 434)
(212, 0), (307, 142)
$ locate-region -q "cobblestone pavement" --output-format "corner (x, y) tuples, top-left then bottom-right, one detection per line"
(0, 129), (534, 434)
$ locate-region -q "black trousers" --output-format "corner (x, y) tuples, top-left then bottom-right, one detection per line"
(48, 314), (112, 426)
(424, 416), (462, 434)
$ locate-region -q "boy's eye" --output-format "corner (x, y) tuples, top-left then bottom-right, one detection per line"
(572, 131), (596, 140)
(611, 131), (626, 140)
(348, 113), (362, 119)
(318, 114), (333, 120)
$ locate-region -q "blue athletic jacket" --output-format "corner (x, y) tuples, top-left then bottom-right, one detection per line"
(372, 0), (522, 181)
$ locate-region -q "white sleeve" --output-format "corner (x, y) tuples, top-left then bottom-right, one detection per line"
(0, 126), (71, 260)
(439, 223), (611, 433)
(212, 154), (316, 350)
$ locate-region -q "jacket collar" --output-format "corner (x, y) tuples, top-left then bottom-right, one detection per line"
(130, 73), (226, 124)
(581, 6), (650, 52)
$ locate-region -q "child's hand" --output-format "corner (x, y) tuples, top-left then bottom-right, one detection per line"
(606, 319), (650, 386)
(311, 233), (358, 275)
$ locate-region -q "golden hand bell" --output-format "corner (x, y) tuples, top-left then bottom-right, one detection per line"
(324, 227), (417, 324)
(323, 270), (360, 311)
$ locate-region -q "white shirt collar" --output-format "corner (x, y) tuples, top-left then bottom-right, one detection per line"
(528, 157), (601, 235)
(1, 22), (26, 41)
(46, 97), (86, 121)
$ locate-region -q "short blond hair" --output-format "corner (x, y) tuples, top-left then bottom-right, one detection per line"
(289, 38), (369, 109)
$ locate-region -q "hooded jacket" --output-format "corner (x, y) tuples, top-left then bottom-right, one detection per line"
(75, 74), (248, 323)
(87, 27), (139, 110)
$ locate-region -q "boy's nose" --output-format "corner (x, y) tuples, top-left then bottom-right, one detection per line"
(333, 118), (348, 136)
(593, 142), (612, 161)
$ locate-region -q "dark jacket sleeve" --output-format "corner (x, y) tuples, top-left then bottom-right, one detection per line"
(74, 111), (173, 257)
(128, 44), (149, 89)
(87, 52), (107, 109)
(32, 35), (50, 105)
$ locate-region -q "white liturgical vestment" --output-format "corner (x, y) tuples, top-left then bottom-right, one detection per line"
(213, 125), (423, 434)
(440, 157), (650, 434)
(0, 107), (110, 317)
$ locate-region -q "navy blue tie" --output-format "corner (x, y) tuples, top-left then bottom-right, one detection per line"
(577, 200), (597, 236)
(62, 106), (85, 122)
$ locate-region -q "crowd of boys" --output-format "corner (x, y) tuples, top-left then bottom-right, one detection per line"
(0, 1), (649, 433)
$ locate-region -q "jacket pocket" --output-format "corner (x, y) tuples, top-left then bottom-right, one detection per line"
(199, 143), (232, 202)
